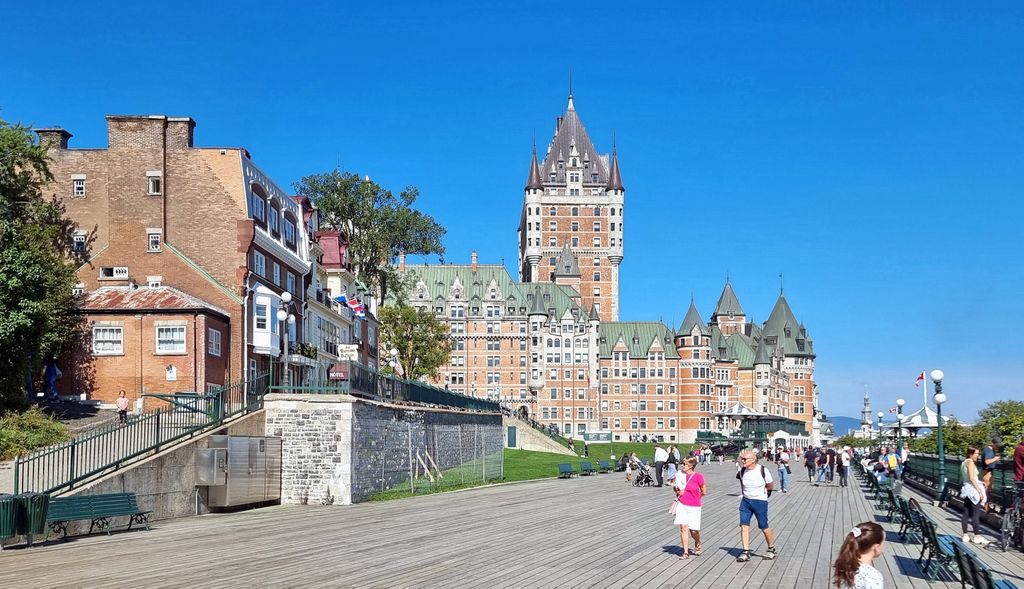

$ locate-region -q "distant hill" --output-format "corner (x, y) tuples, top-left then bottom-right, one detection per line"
(829, 416), (863, 436)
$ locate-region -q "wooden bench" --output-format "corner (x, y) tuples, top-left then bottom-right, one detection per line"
(47, 493), (151, 540)
(579, 461), (596, 476)
(597, 460), (612, 473)
(557, 463), (578, 479)
(951, 537), (1019, 589)
(918, 516), (956, 579)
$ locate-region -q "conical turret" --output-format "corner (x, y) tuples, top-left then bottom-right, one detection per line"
(526, 143), (543, 190)
(607, 145), (624, 191)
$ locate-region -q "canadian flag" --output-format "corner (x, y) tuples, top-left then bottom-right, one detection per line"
(914, 371), (925, 387)
(888, 407), (898, 414)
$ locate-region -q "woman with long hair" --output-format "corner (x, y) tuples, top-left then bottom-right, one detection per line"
(961, 446), (990, 545)
(833, 521), (885, 588)
(672, 457), (707, 558)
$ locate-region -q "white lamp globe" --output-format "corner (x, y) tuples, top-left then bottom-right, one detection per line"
(287, 314), (296, 325)
(281, 291), (292, 304)
(930, 369), (944, 383)
(934, 393), (947, 405)
(276, 309), (288, 322)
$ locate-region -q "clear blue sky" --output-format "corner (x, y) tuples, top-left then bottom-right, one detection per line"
(4, 2), (1022, 423)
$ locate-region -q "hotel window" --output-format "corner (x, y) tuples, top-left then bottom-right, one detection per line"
(268, 207), (279, 234)
(72, 175), (86, 197)
(571, 222), (579, 231)
(147, 230), (161, 252)
(571, 207), (579, 216)
(92, 326), (123, 355)
(73, 233), (86, 254)
(610, 238), (616, 246)
(253, 251), (266, 277)
(592, 237), (600, 247)
(548, 221), (556, 231)
(273, 263), (281, 286)
(593, 287), (601, 296)
(592, 222), (600, 231)
(147, 171), (162, 195)
(548, 206), (556, 216)
(208, 328), (222, 357)
(548, 237), (556, 247)
(571, 237), (578, 247)
(156, 325), (186, 354)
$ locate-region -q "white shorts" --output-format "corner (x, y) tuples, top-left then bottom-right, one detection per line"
(674, 504), (701, 530)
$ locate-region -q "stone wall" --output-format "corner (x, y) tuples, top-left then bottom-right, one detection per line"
(263, 393), (503, 505)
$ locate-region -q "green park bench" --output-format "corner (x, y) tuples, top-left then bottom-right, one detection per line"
(579, 461), (596, 476)
(896, 496), (925, 541)
(597, 460), (612, 473)
(47, 492), (151, 540)
(557, 463), (578, 479)
(917, 516), (956, 580)
(952, 537), (1019, 589)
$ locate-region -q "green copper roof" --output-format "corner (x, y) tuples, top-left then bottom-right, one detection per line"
(678, 301), (710, 336)
(762, 293), (815, 358)
(598, 322), (679, 359)
(552, 244), (581, 277)
(713, 281), (745, 317)
(752, 338), (771, 366)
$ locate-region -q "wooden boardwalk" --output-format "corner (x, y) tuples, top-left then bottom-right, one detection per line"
(2, 460), (1022, 588)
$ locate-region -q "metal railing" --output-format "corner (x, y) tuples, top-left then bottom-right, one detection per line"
(903, 453), (1016, 502)
(270, 359), (501, 413)
(14, 373), (269, 495)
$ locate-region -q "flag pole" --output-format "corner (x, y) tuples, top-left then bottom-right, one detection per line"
(922, 370), (928, 410)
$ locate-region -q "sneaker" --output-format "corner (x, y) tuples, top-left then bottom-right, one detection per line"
(972, 536), (990, 546)
(736, 550), (752, 562)
(764, 546), (779, 560)
(963, 534), (971, 543)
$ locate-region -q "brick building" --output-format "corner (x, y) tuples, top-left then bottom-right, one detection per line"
(38, 115), (314, 407)
(397, 92), (819, 444)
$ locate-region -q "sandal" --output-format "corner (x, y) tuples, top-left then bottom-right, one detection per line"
(736, 550), (752, 562)
(692, 544), (702, 556)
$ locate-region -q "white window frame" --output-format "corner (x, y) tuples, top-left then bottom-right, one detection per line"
(286, 273), (295, 294)
(147, 275), (162, 288)
(156, 325), (187, 355)
(268, 207), (279, 233)
(253, 251), (266, 277)
(208, 328), (222, 357)
(255, 301), (269, 330)
(72, 174), (86, 197)
(273, 263), (281, 286)
(147, 229), (161, 252)
(92, 326), (124, 355)
(146, 171), (162, 196)
(73, 232), (86, 253)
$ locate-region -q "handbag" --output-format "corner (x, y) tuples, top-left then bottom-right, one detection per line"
(786, 465), (792, 475)
(668, 500), (679, 515)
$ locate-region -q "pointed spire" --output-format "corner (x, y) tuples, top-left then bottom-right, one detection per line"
(589, 302), (600, 322)
(552, 243), (580, 277)
(713, 280), (745, 317)
(528, 286), (546, 316)
(753, 342), (771, 366)
(607, 137), (623, 191)
(567, 69), (575, 111)
(678, 301), (710, 336)
(525, 140), (543, 190)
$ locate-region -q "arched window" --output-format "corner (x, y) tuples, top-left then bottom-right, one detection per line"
(571, 207), (579, 216)
(593, 207), (601, 216)
(549, 206), (556, 216)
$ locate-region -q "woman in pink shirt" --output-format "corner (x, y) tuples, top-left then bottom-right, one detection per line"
(673, 457), (707, 558)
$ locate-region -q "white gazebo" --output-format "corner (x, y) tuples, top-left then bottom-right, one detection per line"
(881, 405), (953, 438)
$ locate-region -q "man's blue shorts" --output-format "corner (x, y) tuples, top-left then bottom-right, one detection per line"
(739, 497), (769, 529)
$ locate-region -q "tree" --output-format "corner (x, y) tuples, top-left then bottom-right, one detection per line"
(973, 400), (1024, 446)
(377, 304), (451, 381)
(833, 435), (873, 449)
(294, 170), (445, 302)
(908, 418), (978, 456)
(0, 119), (83, 410)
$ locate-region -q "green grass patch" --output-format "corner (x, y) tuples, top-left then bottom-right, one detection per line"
(0, 406), (71, 460)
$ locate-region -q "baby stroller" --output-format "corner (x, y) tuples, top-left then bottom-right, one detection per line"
(633, 461), (655, 487)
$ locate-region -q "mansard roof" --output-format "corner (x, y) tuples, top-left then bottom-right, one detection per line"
(539, 96), (611, 186)
(552, 243), (581, 277)
(713, 280), (745, 318)
(598, 322), (680, 359)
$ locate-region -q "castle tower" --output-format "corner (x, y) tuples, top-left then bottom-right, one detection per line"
(861, 393), (872, 427)
(710, 278), (746, 335)
(517, 90), (624, 321)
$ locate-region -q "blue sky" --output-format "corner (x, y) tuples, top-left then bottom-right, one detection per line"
(4, 2), (1022, 422)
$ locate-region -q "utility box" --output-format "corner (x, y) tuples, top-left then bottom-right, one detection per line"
(198, 436), (282, 507)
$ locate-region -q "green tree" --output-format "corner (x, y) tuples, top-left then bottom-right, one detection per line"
(293, 169), (445, 302)
(973, 400), (1024, 446)
(833, 434), (873, 449)
(0, 119), (83, 410)
(378, 304), (451, 381)
(908, 418), (979, 456)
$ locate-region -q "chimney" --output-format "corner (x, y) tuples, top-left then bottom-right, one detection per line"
(471, 251), (478, 273)
(35, 128), (72, 150)
(399, 252), (406, 272)
(166, 117), (195, 150)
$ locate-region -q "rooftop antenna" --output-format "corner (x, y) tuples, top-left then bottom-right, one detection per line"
(779, 273), (784, 294)
(726, 270), (730, 283)
(568, 68), (573, 99)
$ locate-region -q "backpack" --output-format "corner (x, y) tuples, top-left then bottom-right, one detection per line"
(736, 465), (774, 497)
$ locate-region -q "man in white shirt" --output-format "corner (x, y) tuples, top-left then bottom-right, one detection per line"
(654, 445), (669, 487)
(735, 449), (778, 562)
(777, 448), (791, 493)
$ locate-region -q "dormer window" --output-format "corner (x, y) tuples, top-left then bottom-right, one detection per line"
(268, 207), (279, 234)
(570, 158), (578, 167)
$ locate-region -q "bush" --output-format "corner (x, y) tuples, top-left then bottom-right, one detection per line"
(0, 407), (70, 460)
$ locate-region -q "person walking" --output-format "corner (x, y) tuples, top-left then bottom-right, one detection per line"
(673, 457), (707, 559)
(777, 447), (791, 493)
(981, 436), (1002, 504)
(838, 446), (852, 488)
(654, 444), (669, 487)
(626, 452), (639, 483)
(735, 449), (778, 562)
(116, 390), (130, 425)
(832, 522), (886, 588)
(805, 447), (817, 482)
(961, 447), (990, 545)
(1014, 433), (1024, 482)
(665, 445), (680, 482)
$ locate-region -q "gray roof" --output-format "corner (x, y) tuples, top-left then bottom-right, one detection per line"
(539, 96), (611, 186)
(762, 293), (815, 358)
(526, 145), (543, 190)
(713, 281), (745, 318)
(607, 147), (623, 191)
(552, 243), (581, 277)
(678, 301), (710, 336)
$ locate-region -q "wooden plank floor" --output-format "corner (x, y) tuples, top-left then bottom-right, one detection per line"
(2, 461), (1022, 588)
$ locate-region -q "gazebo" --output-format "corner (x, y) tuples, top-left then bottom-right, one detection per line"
(881, 405), (953, 439)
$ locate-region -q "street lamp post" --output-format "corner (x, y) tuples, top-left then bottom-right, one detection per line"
(931, 369), (947, 492)
(896, 398), (905, 453)
(276, 292), (294, 393)
(877, 411), (884, 450)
